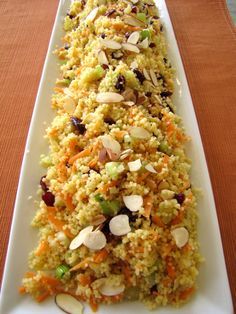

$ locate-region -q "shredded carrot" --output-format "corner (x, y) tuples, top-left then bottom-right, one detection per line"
(166, 263), (176, 279)
(65, 194), (76, 212)
(98, 180), (118, 193)
(93, 249), (109, 263)
(124, 25), (141, 32)
(152, 215), (165, 227)
(78, 274), (92, 287)
(179, 286), (195, 300)
(36, 291), (50, 303)
(70, 258), (91, 272)
(88, 157), (98, 169)
(122, 264), (131, 286)
(18, 286), (26, 294)
(69, 147), (92, 164)
(163, 155), (169, 164)
(136, 172), (149, 183)
(35, 240), (49, 256)
(41, 276), (61, 288)
(89, 295), (98, 312)
(114, 130), (127, 140)
(143, 195), (153, 218)
(171, 210), (184, 225)
(48, 213), (74, 238)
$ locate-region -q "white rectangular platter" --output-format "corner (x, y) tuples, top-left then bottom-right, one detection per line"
(0, 0), (233, 313)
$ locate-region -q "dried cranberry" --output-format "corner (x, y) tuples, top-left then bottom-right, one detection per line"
(102, 64), (109, 70)
(131, 6), (138, 13)
(149, 43), (156, 48)
(145, 92), (152, 97)
(105, 9), (116, 17)
(100, 33), (106, 39)
(40, 176), (48, 193)
(153, 16), (159, 20)
(125, 32), (130, 39)
(175, 193), (185, 205)
(71, 117), (86, 134)
(119, 207), (138, 223)
(104, 117), (115, 125)
(42, 191), (55, 206)
(150, 284), (158, 294)
(66, 11), (75, 19)
(160, 91), (172, 98)
(115, 75), (126, 92)
(133, 69), (145, 84)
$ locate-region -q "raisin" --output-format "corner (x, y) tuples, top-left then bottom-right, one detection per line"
(133, 69), (145, 84)
(149, 43), (156, 48)
(105, 9), (116, 17)
(104, 117), (115, 125)
(115, 75), (126, 92)
(71, 117), (86, 134)
(131, 6), (138, 13)
(100, 33), (106, 39)
(160, 91), (172, 98)
(145, 92), (152, 97)
(40, 176), (48, 193)
(175, 193), (185, 205)
(42, 191), (55, 206)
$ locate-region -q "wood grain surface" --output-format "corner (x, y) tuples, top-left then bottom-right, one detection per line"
(0, 0), (235, 310)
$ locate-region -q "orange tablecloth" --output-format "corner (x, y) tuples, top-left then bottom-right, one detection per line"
(0, 0), (235, 309)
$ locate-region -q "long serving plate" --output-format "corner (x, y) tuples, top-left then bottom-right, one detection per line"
(0, 0), (233, 313)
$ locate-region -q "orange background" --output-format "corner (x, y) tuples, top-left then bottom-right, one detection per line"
(0, 0), (235, 309)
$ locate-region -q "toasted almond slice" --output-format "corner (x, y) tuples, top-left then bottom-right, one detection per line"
(131, 0), (139, 3)
(69, 226), (93, 250)
(127, 31), (140, 45)
(130, 126), (151, 139)
(99, 281), (125, 296)
(138, 37), (149, 49)
(120, 148), (133, 160)
(122, 43), (140, 53)
(85, 7), (99, 23)
(143, 68), (151, 80)
(96, 92), (124, 103)
(145, 163), (157, 173)
(123, 195), (143, 212)
(171, 227), (189, 248)
(55, 293), (83, 314)
(154, 94), (162, 104)
(123, 101), (135, 106)
(101, 135), (121, 159)
(91, 214), (107, 226)
(150, 69), (158, 86)
(83, 230), (107, 250)
(98, 148), (107, 162)
(123, 15), (144, 27)
(98, 50), (109, 65)
(128, 159), (142, 172)
(130, 60), (138, 69)
(122, 88), (138, 103)
(101, 39), (122, 50)
(63, 97), (76, 114)
(109, 215), (131, 236)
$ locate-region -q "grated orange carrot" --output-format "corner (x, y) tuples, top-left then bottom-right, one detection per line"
(48, 213), (74, 238)
(143, 195), (153, 218)
(35, 240), (49, 256)
(152, 215), (165, 227)
(93, 249), (109, 263)
(88, 158), (98, 169)
(78, 274), (92, 287)
(70, 258), (91, 272)
(98, 180), (118, 193)
(69, 147), (92, 164)
(36, 291), (50, 303)
(18, 286), (26, 294)
(89, 295), (98, 312)
(179, 286), (195, 300)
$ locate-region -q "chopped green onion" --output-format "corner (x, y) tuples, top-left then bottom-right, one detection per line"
(95, 194), (121, 216)
(136, 13), (147, 23)
(158, 141), (172, 155)
(55, 264), (70, 279)
(140, 29), (151, 40)
(105, 162), (124, 179)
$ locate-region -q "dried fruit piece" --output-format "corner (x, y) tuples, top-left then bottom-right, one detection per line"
(109, 215), (131, 236)
(128, 159), (142, 172)
(123, 195), (143, 212)
(115, 75), (126, 92)
(130, 126), (151, 139)
(55, 293), (83, 314)
(83, 230), (107, 250)
(171, 227), (189, 248)
(69, 226), (93, 250)
(96, 92), (124, 103)
(133, 69), (145, 84)
(42, 191), (55, 206)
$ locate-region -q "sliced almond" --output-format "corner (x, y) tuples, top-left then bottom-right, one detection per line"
(64, 88), (75, 98)
(127, 31), (140, 45)
(85, 7), (99, 23)
(131, 0), (139, 3)
(101, 135), (121, 160)
(83, 230), (107, 250)
(128, 159), (142, 172)
(130, 126), (151, 139)
(154, 94), (162, 104)
(123, 101), (135, 106)
(120, 148), (133, 160)
(138, 37), (149, 49)
(150, 69), (158, 86)
(143, 68), (151, 80)
(171, 227), (189, 248)
(130, 60), (138, 69)
(145, 163), (157, 173)
(99, 281), (125, 296)
(91, 214), (107, 226)
(96, 92), (124, 103)
(123, 15), (144, 27)
(63, 97), (76, 114)
(98, 148), (107, 163)
(101, 39), (122, 50)
(122, 43), (140, 53)
(98, 50), (109, 65)
(69, 226), (93, 250)
(122, 88), (138, 103)
(55, 293), (83, 314)
(109, 215), (131, 236)
(123, 195), (143, 212)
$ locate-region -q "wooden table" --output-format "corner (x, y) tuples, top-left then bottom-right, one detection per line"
(0, 0), (235, 310)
